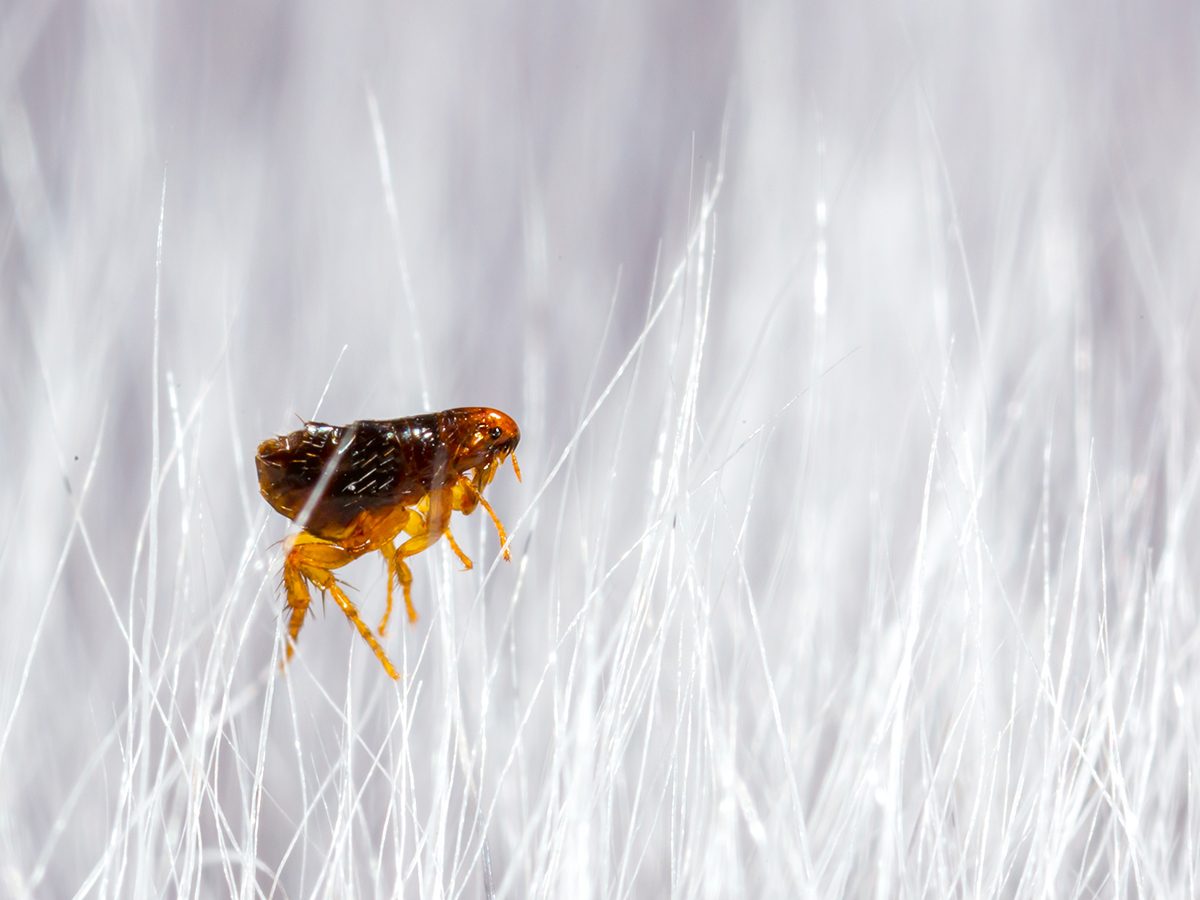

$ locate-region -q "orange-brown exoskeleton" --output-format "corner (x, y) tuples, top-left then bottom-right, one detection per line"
(256, 407), (521, 680)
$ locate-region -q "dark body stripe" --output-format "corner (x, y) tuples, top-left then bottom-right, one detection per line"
(256, 415), (454, 535)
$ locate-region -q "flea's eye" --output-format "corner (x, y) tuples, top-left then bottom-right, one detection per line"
(489, 426), (503, 440)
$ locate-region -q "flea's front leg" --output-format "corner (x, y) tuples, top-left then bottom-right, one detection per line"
(455, 474), (512, 561)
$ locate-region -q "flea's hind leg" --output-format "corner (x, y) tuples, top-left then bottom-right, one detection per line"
(281, 533), (352, 664)
(281, 562), (313, 663)
(284, 533), (399, 680)
(317, 573), (399, 680)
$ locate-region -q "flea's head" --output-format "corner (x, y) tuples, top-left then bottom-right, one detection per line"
(445, 407), (521, 476)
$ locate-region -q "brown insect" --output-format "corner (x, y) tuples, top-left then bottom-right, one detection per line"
(256, 407), (521, 680)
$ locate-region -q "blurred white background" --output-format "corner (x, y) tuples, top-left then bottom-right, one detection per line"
(1, 1), (1198, 897)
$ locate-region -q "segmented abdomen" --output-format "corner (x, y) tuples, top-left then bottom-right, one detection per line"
(256, 415), (453, 537)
